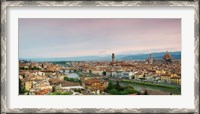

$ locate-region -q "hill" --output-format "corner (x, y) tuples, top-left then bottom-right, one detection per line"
(20, 51), (181, 62)
(120, 51), (181, 60)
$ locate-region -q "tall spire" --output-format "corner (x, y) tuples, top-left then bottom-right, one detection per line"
(149, 53), (153, 64)
(112, 53), (115, 63)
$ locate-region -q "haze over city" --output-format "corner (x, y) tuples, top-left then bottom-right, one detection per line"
(19, 18), (181, 58)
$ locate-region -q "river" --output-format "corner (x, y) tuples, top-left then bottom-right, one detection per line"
(59, 69), (180, 95)
(60, 70), (80, 79)
(119, 81), (181, 95)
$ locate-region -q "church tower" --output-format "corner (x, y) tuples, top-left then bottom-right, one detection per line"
(149, 53), (153, 64)
(112, 53), (115, 63)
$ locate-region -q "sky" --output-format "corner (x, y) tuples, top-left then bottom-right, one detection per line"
(19, 18), (181, 58)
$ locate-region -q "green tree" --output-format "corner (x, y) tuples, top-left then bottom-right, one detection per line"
(64, 77), (69, 81)
(32, 67), (40, 70)
(132, 75), (135, 79)
(115, 81), (121, 91)
(126, 85), (134, 89)
(105, 81), (114, 92)
(110, 89), (119, 95)
(126, 88), (135, 94)
(137, 93), (141, 95)
(19, 79), (24, 93)
(102, 71), (106, 75)
(64, 77), (79, 82)
(79, 80), (82, 85)
(49, 91), (72, 95)
(144, 89), (148, 95)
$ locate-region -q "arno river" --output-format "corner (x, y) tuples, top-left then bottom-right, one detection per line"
(63, 70), (80, 79)
(62, 69), (181, 95)
(119, 81), (180, 95)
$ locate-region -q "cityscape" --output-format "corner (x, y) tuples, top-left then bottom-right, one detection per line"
(19, 18), (181, 95)
(19, 52), (181, 95)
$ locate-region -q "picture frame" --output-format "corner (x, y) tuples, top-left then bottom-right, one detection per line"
(1, 0), (199, 113)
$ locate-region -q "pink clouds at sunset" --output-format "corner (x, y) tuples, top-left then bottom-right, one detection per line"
(19, 18), (181, 58)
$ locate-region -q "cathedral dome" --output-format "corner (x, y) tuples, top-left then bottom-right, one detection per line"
(163, 51), (172, 64)
(163, 51), (172, 60)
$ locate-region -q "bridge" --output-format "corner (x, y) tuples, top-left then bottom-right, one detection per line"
(60, 67), (80, 73)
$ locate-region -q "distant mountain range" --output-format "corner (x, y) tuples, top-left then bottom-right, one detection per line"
(20, 51), (181, 62)
(120, 51), (181, 60)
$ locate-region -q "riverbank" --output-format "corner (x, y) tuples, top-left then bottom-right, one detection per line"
(120, 79), (181, 95)
(74, 71), (93, 77)
(66, 70), (181, 95)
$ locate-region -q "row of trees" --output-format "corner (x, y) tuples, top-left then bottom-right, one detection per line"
(64, 77), (80, 83)
(105, 81), (139, 95)
(19, 79), (25, 94)
(19, 66), (41, 70)
(19, 79), (31, 94)
(48, 91), (72, 95)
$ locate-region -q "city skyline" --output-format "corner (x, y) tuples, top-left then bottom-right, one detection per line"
(19, 18), (181, 58)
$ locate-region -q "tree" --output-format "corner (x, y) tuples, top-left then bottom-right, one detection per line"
(144, 89), (148, 95)
(105, 81), (114, 91)
(102, 71), (106, 75)
(120, 88), (135, 95)
(126, 88), (135, 94)
(32, 66), (40, 70)
(126, 85), (134, 89)
(132, 75), (135, 79)
(79, 80), (82, 85)
(52, 86), (56, 92)
(137, 93), (141, 95)
(49, 91), (72, 95)
(64, 77), (79, 82)
(115, 81), (121, 91)
(64, 77), (69, 81)
(110, 89), (119, 95)
(19, 79), (24, 93)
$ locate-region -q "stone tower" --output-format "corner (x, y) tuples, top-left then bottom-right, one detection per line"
(112, 53), (115, 63)
(149, 53), (153, 64)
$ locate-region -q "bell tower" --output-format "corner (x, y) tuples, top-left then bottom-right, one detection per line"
(112, 53), (115, 63)
(149, 53), (153, 64)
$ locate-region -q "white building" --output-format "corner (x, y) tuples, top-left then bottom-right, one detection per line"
(120, 71), (133, 79)
(106, 71), (111, 77)
(60, 85), (84, 91)
(111, 71), (117, 77)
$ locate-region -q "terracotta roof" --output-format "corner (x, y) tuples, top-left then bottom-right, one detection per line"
(135, 72), (143, 75)
(161, 74), (171, 77)
(61, 81), (80, 87)
(36, 89), (49, 95)
(171, 76), (180, 79)
(85, 79), (101, 85)
(49, 79), (63, 84)
(147, 69), (156, 72)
